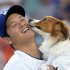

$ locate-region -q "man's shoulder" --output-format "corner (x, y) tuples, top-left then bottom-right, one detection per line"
(3, 62), (28, 70)
(3, 54), (27, 70)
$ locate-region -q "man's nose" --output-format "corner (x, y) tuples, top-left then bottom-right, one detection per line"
(19, 23), (26, 28)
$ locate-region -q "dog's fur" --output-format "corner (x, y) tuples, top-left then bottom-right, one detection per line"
(29, 16), (70, 70)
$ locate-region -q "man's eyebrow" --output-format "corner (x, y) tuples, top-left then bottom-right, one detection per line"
(10, 21), (15, 25)
(10, 15), (23, 25)
(18, 15), (23, 18)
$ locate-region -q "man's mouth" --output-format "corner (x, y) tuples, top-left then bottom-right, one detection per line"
(23, 27), (29, 33)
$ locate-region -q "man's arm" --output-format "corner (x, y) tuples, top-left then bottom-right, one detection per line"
(40, 64), (57, 70)
(48, 65), (57, 70)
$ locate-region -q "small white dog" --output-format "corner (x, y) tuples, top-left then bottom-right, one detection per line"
(29, 16), (70, 70)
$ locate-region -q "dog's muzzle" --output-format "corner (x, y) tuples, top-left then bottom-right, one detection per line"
(29, 19), (34, 23)
(29, 19), (40, 27)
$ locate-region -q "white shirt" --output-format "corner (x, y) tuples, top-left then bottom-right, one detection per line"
(52, 52), (70, 70)
(3, 50), (46, 70)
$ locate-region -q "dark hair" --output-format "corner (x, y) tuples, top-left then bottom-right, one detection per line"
(4, 5), (25, 37)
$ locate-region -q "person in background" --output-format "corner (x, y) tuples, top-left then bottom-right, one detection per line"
(54, 0), (70, 26)
(0, 0), (23, 14)
(23, 0), (39, 19)
(34, 0), (57, 19)
(24, 0), (57, 20)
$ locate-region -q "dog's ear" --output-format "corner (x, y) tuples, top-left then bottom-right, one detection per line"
(51, 21), (69, 39)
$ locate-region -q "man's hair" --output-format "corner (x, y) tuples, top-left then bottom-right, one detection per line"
(4, 5), (25, 37)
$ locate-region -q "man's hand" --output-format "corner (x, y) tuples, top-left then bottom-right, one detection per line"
(41, 64), (55, 70)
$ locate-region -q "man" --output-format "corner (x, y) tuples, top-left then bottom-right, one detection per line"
(3, 5), (46, 70)
(3, 5), (56, 70)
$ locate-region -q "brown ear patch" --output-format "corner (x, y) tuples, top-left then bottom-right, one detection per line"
(51, 21), (69, 39)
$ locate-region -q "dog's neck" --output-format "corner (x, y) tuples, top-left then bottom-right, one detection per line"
(39, 33), (70, 60)
(42, 33), (60, 47)
(33, 27), (63, 48)
(39, 33), (60, 60)
(33, 27), (69, 60)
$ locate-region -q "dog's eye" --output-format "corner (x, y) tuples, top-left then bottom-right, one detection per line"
(42, 18), (46, 21)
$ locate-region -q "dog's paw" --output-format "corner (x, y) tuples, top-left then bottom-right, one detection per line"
(40, 64), (50, 70)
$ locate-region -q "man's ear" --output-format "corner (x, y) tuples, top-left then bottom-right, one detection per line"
(3, 37), (12, 45)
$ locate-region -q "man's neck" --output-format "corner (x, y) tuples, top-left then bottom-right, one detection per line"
(14, 42), (41, 59)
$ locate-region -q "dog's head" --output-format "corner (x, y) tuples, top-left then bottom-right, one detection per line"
(29, 16), (69, 40)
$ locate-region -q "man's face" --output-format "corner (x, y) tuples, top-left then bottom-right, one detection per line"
(6, 13), (35, 45)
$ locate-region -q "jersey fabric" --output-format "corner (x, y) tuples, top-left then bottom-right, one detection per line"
(3, 50), (46, 70)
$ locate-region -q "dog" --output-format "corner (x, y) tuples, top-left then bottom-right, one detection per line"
(29, 16), (70, 70)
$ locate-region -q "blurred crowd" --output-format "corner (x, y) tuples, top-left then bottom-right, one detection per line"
(24, 0), (70, 25)
(0, 0), (70, 70)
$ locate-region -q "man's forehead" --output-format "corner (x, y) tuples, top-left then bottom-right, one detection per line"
(7, 14), (21, 21)
(6, 13), (24, 25)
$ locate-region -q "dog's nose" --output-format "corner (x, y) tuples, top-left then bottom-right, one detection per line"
(29, 19), (34, 22)
(29, 19), (36, 27)
(29, 19), (40, 27)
